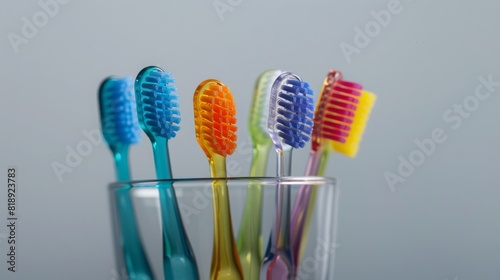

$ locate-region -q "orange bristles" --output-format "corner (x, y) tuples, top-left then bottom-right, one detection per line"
(194, 79), (238, 158)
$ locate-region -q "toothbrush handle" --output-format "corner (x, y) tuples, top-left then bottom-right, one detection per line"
(277, 147), (292, 177)
(113, 148), (154, 280)
(236, 143), (270, 280)
(115, 188), (154, 280)
(114, 148), (132, 182)
(158, 182), (200, 279)
(260, 183), (293, 280)
(211, 179), (244, 280)
(290, 147), (329, 272)
(261, 150), (294, 279)
(152, 139), (200, 279)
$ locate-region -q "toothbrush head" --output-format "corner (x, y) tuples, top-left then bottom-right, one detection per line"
(193, 79), (238, 159)
(311, 70), (342, 150)
(311, 70), (364, 151)
(249, 69), (282, 144)
(332, 90), (376, 157)
(268, 72), (314, 151)
(134, 66), (180, 141)
(98, 76), (142, 148)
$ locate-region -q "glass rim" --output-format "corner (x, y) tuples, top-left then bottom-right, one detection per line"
(108, 176), (337, 190)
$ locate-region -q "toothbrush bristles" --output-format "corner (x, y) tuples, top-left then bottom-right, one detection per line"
(135, 67), (180, 140)
(274, 78), (314, 148)
(99, 77), (142, 146)
(194, 81), (238, 157)
(314, 76), (364, 144)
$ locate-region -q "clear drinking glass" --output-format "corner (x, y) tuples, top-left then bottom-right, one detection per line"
(108, 176), (339, 280)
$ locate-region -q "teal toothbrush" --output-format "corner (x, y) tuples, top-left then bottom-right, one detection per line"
(98, 76), (153, 279)
(135, 66), (199, 279)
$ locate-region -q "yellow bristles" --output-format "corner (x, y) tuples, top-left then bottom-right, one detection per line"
(331, 90), (376, 157)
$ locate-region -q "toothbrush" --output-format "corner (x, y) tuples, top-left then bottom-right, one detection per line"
(98, 77), (153, 279)
(236, 69), (281, 280)
(290, 70), (361, 272)
(290, 70), (376, 272)
(260, 72), (314, 280)
(135, 66), (199, 279)
(318, 88), (376, 279)
(193, 79), (243, 280)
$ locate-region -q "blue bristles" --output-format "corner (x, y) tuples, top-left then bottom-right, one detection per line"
(135, 66), (181, 140)
(275, 79), (314, 148)
(99, 77), (142, 147)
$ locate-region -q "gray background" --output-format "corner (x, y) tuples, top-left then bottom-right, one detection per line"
(1, 0), (500, 279)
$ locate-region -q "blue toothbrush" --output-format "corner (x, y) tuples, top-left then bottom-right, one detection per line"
(98, 77), (153, 280)
(135, 66), (200, 279)
(260, 72), (314, 279)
